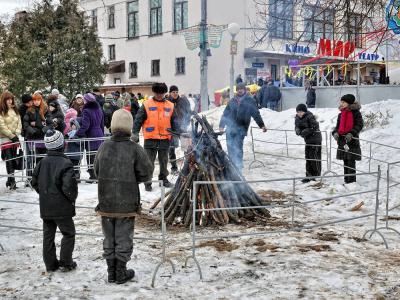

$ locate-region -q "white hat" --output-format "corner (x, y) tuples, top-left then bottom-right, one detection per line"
(75, 93), (83, 99)
(51, 88), (60, 96)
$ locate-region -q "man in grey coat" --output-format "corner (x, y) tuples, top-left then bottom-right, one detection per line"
(257, 80), (281, 111)
(94, 109), (152, 284)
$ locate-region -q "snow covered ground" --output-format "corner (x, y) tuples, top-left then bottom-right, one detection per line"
(1, 100), (400, 299)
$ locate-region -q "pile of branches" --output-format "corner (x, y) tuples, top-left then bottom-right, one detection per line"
(162, 114), (271, 227)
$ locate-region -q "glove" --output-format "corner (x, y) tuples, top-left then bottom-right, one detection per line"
(345, 133), (353, 143)
(333, 132), (339, 141)
(68, 130), (77, 139)
(295, 128), (301, 136)
(10, 136), (19, 143)
(132, 133), (139, 143)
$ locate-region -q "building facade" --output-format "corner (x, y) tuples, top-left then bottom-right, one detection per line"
(78, 0), (392, 100)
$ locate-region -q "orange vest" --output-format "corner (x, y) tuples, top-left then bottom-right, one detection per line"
(143, 98), (174, 140)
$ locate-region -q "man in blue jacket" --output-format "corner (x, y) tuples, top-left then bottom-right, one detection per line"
(219, 83), (267, 173)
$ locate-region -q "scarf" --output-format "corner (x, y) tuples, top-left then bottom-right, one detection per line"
(338, 108), (354, 135)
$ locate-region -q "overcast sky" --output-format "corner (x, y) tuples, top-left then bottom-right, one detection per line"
(2, 0), (40, 15)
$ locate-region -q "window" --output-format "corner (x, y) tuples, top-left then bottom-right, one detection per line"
(114, 78), (121, 84)
(151, 59), (160, 76)
(109, 45), (116, 61)
(176, 57), (185, 74)
(108, 6), (115, 29)
(269, 0), (293, 39)
(91, 9), (97, 30)
(346, 13), (363, 48)
(303, 6), (334, 42)
(128, 1), (139, 38)
(129, 62), (138, 78)
(150, 0), (162, 35)
(174, 0), (188, 31)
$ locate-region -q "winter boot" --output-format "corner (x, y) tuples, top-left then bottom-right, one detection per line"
(115, 259), (135, 284)
(145, 183), (152, 192)
(59, 261), (77, 272)
(46, 260), (59, 272)
(87, 169), (96, 183)
(9, 177), (17, 190)
(163, 179), (174, 188)
(106, 259), (116, 283)
(171, 162), (178, 175)
(5, 178), (10, 188)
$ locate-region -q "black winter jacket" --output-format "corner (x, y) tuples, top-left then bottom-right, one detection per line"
(94, 134), (153, 217)
(306, 88), (316, 108)
(32, 151), (78, 219)
(257, 84), (281, 108)
(18, 104), (29, 138)
(295, 111), (322, 145)
(219, 93), (265, 135)
(46, 107), (66, 133)
(332, 102), (363, 161)
(23, 107), (49, 140)
(133, 98), (178, 150)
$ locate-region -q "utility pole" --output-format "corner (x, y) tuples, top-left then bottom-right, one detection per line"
(200, 0), (208, 112)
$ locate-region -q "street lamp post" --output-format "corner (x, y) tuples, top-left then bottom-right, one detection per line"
(228, 23), (240, 99)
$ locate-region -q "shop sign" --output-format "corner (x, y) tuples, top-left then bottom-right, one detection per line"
(257, 69), (270, 79)
(317, 38), (355, 58)
(357, 52), (380, 61)
(285, 44), (311, 54)
(252, 62), (265, 68)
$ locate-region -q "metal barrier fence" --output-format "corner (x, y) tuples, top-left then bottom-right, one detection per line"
(0, 180), (175, 288)
(184, 168), (383, 280)
(249, 126), (330, 172)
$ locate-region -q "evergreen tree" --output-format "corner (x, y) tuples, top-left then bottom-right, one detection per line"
(0, 0), (107, 99)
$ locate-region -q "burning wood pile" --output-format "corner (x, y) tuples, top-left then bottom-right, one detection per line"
(162, 114), (271, 227)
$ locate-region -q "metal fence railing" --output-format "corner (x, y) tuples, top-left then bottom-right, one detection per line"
(184, 168), (382, 280)
(0, 180), (175, 288)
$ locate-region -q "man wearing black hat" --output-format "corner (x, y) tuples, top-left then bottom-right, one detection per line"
(295, 103), (322, 183)
(167, 85), (191, 174)
(133, 83), (178, 191)
(219, 82), (267, 174)
(332, 94), (363, 184)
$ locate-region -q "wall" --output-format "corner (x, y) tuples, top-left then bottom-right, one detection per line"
(281, 85), (400, 110)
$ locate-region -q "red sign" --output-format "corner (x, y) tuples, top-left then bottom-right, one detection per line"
(317, 39), (356, 58)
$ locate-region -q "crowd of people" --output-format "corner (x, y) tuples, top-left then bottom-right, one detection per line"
(0, 81), (363, 284)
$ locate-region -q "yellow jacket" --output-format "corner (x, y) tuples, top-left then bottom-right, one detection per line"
(0, 109), (22, 144)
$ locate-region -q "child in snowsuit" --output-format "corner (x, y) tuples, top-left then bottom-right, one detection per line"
(295, 104), (322, 183)
(94, 109), (152, 284)
(332, 94), (363, 184)
(31, 129), (78, 272)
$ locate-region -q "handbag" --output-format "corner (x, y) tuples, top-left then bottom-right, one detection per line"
(13, 148), (25, 170)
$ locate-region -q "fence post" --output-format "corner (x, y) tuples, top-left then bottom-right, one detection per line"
(373, 165), (381, 231)
(368, 143), (372, 173)
(386, 163), (390, 229)
(285, 131), (289, 157)
(250, 127), (256, 162)
(291, 179), (296, 227)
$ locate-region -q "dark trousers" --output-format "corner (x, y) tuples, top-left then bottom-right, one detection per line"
(169, 147), (177, 169)
(2, 148), (17, 184)
(145, 148), (169, 181)
(71, 159), (81, 179)
(43, 217), (75, 270)
(101, 217), (134, 262)
(305, 144), (322, 178)
(25, 141), (33, 178)
(344, 159), (356, 183)
(227, 132), (245, 173)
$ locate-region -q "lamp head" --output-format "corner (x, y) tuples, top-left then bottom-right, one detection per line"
(228, 23), (240, 36)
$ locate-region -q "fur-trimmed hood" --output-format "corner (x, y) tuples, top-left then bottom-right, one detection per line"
(339, 101), (361, 111)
